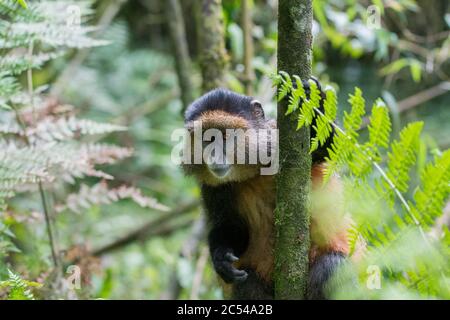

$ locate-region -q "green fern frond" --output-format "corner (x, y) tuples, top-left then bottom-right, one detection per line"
(384, 122), (423, 195)
(297, 79), (320, 129)
(325, 130), (354, 179)
(2, 269), (36, 300)
(347, 223), (361, 256)
(272, 71), (450, 298)
(286, 75), (306, 115)
(343, 87), (365, 139)
(412, 149), (450, 227)
(277, 71), (292, 102)
(367, 99), (391, 161)
(322, 87), (338, 121)
(311, 87), (338, 152)
(347, 145), (374, 177)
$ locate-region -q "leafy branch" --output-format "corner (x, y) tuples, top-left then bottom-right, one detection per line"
(273, 71), (450, 297)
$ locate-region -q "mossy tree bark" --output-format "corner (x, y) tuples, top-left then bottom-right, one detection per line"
(241, 0), (255, 95)
(274, 0), (313, 299)
(196, 0), (228, 92)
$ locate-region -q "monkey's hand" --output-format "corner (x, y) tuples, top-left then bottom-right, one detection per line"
(212, 247), (248, 283)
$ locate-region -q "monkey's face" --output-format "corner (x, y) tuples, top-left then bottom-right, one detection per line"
(183, 103), (277, 186)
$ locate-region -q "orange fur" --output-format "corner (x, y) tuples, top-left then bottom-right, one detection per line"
(310, 164), (351, 264)
(235, 174), (275, 282)
(234, 163), (353, 281)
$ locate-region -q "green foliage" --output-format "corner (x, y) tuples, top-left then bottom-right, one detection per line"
(0, 269), (41, 300)
(0, 0), (170, 299)
(275, 72), (450, 299)
(311, 0), (447, 85)
(0, 221), (19, 257)
(384, 122), (423, 196)
(367, 100), (391, 154)
(412, 150), (450, 227)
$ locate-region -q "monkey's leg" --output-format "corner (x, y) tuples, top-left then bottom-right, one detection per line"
(307, 251), (346, 300)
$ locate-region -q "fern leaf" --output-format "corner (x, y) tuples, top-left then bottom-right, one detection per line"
(368, 99), (391, 158)
(412, 149), (450, 227)
(285, 75), (305, 115)
(297, 79), (319, 129)
(56, 182), (169, 214)
(344, 87), (365, 139)
(384, 122), (423, 195)
(310, 87), (337, 152)
(277, 71), (292, 102)
(27, 116), (127, 142)
(3, 270), (35, 300)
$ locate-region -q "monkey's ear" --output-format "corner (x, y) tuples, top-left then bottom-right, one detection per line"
(250, 99), (265, 119)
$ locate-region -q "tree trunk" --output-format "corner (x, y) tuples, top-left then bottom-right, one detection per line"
(196, 0), (228, 91)
(160, 0), (228, 300)
(241, 0), (255, 95)
(164, 0), (194, 113)
(274, 0), (313, 299)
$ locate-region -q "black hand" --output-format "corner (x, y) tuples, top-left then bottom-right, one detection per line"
(212, 247), (248, 283)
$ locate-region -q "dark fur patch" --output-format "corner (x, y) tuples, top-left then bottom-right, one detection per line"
(185, 89), (257, 123)
(308, 252), (345, 300)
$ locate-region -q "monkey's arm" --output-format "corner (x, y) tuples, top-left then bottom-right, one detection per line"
(202, 184), (249, 283)
(308, 166), (355, 299)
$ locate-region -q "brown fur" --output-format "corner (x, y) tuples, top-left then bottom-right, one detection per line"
(310, 164), (351, 263)
(235, 174), (276, 283)
(184, 110), (267, 186)
(230, 163), (352, 282)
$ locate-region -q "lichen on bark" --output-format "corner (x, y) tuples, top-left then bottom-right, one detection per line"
(274, 0), (313, 299)
(196, 0), (228, 92)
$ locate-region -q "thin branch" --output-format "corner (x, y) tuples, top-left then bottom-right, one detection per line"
(358, 82), (450, 131)
(26, 42), (59, 268)
(164, 0), (194, 113)
(114, 89), (178, 125)
(90, 200), (200, 257)
(160, 216), (207, 300)
(196, 0), (228, 92)
(397, 81), (450, 112)
(38, 184), (59, 267)
(190, 245), (209, 300)
(241, 0), (255, 95)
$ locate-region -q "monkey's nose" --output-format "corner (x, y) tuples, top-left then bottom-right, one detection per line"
(208, 163), (231, 178)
